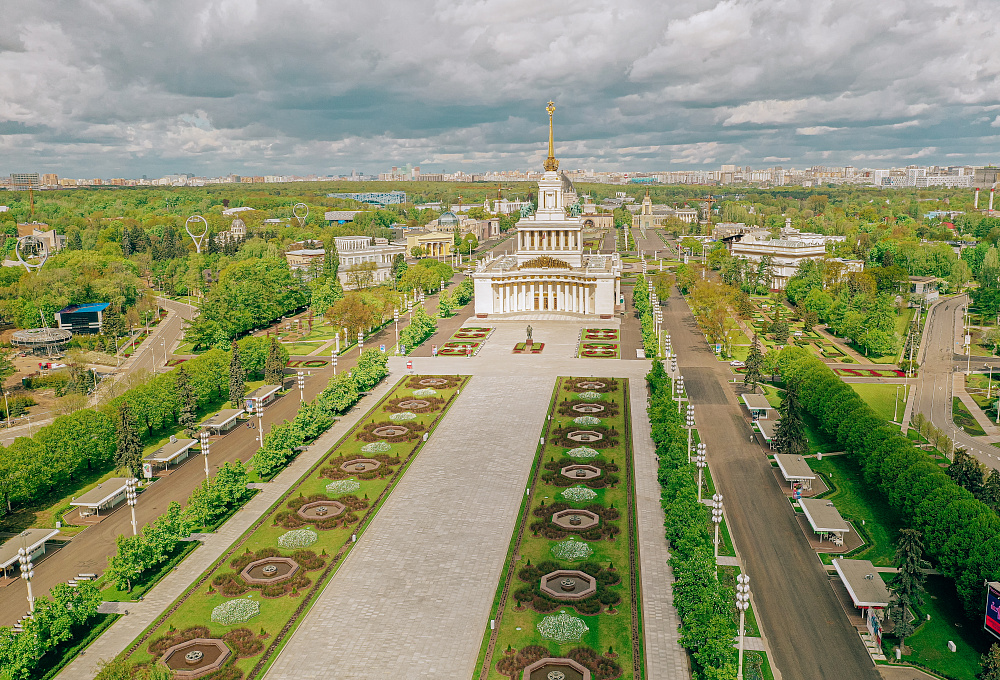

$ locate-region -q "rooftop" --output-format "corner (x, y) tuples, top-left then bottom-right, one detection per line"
(799, 498), (851, 534)
(0, 529), (60, 569)
(742, 394), (775, 411)
(247, 384), (282, 400)
(200, 408), (245, 428)
(143, 438), (198, 463)
(834, 558), (891, 608)
(57, 302), (110, 314)
(69, 477), (131, 508)
(774, 454), (816, 481)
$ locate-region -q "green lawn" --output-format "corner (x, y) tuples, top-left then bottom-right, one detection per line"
(895, 576), (992, 680)
(280, 341), (327, 356)
(952, 397), (987, 436)
(477, 377), (641, 680)
(849, 383), (909, 423)
(808, 456), (905, 566)
(120, 375), (470, 678)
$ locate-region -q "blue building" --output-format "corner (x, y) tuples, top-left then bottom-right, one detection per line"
(327, 191), (407, 206)
(55, 302), (110, 334)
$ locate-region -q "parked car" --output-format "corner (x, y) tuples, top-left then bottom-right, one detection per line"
(730, 360), (745, 368)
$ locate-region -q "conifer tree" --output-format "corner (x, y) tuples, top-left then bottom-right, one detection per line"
(176, 365), (197, 436)
(265, 336), (284, 385)
(981, 644), (1000, 680)
(891, 528), (930, 606)
(744, 335), (764, 393)
(773, 382), (807, 455)
(229, 340), (246, 407)
(115, 402), (143, 478)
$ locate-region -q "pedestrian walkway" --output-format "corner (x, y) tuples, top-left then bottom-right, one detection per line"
(56, 375), (401, 680)
(264, 376), (553, 680)
(952, 372), (1000, 436)
(630, 379), (691, 678)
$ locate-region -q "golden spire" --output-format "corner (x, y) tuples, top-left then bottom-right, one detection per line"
(543, 101), (559, 172)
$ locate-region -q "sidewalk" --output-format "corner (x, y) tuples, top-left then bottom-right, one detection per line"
(56, 373), (401, 680)
(952, 372), (1000, 438)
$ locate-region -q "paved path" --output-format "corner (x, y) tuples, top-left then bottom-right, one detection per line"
(264, 375), (553, 680)
(663, 285), (880, 680)
(629, 379), (690, 678)
(56, 374), (401, 680)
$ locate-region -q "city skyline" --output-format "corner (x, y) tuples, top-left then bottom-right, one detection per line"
(2, 1), (1000, 177)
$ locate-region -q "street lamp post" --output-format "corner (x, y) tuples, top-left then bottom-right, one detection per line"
(736, 574), (751, 680)
(676, 375), (685, 413)
(161, 338), (166, 367)
(695, 451), (707, 503)
(3, 391), (9, 429)
(17, 544), (34, 613)
(200, 431), (210, 481)
(894, 383), (901, 422)
(125, 477), (138, 536)
(394, 308), (400, 354)
(333, 355), (338, 376)
(712, 493), (724, 566)
(358, 330), (364, 353)
(297, 371), (305, 402)
(686, 406), (695, 463)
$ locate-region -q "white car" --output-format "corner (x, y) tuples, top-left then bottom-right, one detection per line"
(730, 360), (745, 368)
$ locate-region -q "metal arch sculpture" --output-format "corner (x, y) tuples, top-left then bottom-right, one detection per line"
(292, 202), (309, 227)
(185, 215), (209, 253)
(15, 235), (49, 274)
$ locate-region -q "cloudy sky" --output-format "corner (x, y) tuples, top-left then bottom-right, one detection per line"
(2, 0), (1000, 178)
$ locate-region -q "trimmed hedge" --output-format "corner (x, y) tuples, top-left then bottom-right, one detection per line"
(647, 361), (738, 679)
(777, 347), (1000, 615)
(633, 275), (658, 358)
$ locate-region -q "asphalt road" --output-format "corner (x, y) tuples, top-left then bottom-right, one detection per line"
(911, 294), (1000, 471)
(0, 285), (466, 627)
(663, 285), (880, 680)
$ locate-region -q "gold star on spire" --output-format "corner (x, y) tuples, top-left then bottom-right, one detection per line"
(544, 101), (559, 172)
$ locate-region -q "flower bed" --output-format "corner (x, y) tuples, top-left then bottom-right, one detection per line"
(834, 367), (905, 378)
(579, 342), (619, 358)
(513, 342), (545, 354)
(566, 447), (600, 460)
(361, 441), (391, 453)
(326, 478), (361, 494)
(536, 612), (589, 642)
(211, 596), (260, 625)
(439, 340), (482, 356)
(277, 529), (318, 549)
(583, 328), (619, 341)
(550, 538), (594, 561)
(561, 486), (598, 503)
(389, 411), (417, 422)
(572, 416), (601, 425)
(412, 388), (438, 397)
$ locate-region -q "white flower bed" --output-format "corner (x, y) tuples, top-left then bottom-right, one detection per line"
(389, 411), (417, 422)
(412, 388), (438, 397)
(361, 441), (391, 453)
(567, 447), (600, 459)
(536, 612), (589, 642)
(326, 479), (361, 494)
(550, 537), (593, 561)
(277, 528), (317, 549)
(211, 596), (260, 625)
(573, 416), (601, 425)
(578, 391), (602, 400)
(561, 486), (597, 503)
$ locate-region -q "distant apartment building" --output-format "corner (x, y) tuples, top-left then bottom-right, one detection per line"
(40, 174), (59, 187)
(324, 210), (361, 225)
(327, 191), (407, 206)
(9, 173), (39, 191)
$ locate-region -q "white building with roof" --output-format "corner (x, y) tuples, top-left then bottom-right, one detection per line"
(472, 104), (621, 318)
(728, 233), (828, 290)
(334, 235), (405, 289)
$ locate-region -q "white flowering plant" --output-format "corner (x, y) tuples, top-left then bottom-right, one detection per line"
(536, 612), (589, 642)
(361, 441), (391, 453)
(550, 538), (593, 561)
(561, 486), (597, 503)
(277, 528), (318, 549)
(389, 412), (417, 422)
(412, 388), (438, 397)
(578, 391), (602, 400)
(566, 447), (600, 459)
(326, 479), (361, 494)
(572, 416), (601, 425)
(211, 596), (260, 625)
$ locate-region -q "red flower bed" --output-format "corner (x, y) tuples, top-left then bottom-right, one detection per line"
(439, 341), (481, 356)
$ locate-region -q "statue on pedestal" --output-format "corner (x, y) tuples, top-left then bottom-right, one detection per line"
(526, 325), (533, 349)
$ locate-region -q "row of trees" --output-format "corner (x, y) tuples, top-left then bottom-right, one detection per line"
(0, 336), (288, 513)
(777, 347), (1000, 615)
(647, 361), (738, 679)
(0, 581), (103, 680)
(438, 278), (474, 318)
(249, 349), (388, 479)
(632, 275), (659, 357)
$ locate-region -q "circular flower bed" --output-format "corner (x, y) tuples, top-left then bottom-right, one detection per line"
(566, 447), (600, 459)
(389, 411), (417, 422)
(561, 486), (598, 503)
(326, 479), (361, 494)
(277, 529), (318, 549)
(361, 441), (391, 453)
(536, 612), (589, 642)
(572, 416), (601, 425)
(211, 596), (260, 625)
(577, 391), (602, 400)
(550, 538), (594, 561)
(412, 388), (438, 397)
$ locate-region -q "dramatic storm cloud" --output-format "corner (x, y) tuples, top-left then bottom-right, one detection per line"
(2, 0), (999, 176)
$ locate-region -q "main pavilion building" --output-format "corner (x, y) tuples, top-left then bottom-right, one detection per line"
(472, 104), (622, 319)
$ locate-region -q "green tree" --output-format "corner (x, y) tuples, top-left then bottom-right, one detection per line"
(229, 340), (246, 407)
(114, 402), (143, 477)
(265, 336), (284, 385)
(948, 449), (986, 498)
(324, 240), (340, 278)
(891, 530), (930, 606)
(770, 320), (790, 344)
(773, 382), (807, 455)
(106, 533), (149, 592)
(175, 365), (197, 436)
(744, 335), (764, 393)
(0, 350), (15, 383)
(391, 253), (407, 281)
(981, 644), (1000, 680)
(889, 594), (915, 651)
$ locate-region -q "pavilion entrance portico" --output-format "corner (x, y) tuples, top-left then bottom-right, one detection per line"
(492, 278), (596, 314)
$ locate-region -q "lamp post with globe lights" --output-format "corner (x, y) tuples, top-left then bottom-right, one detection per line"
(686, 406), (695, 462)
(297, 371), (305, 402)
(711, 493), (724, 565)
(675, 375), (685, 413)
(17, 544), (34, 613)
(736, 573), (751, 680)
(695, 450), (707, 502)
(394, 308), (400, 354)
(199, 431), (211, 481)
(125, 477), (138, 536)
